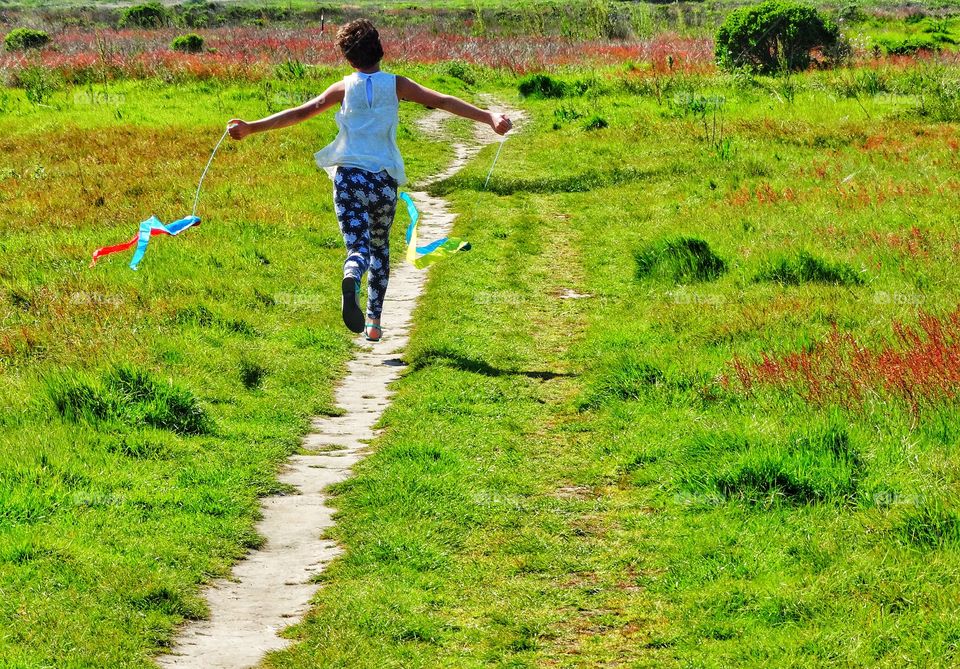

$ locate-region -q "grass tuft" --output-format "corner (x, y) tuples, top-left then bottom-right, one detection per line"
(579, 355), (665, 408)
(755, 251), (864, 286)
(129, 585), (206, 620)
(582, 114), (609, 131)
(897, 500), (960, 548)
(694, 425), (862, 506)
(432, 166), (658, 196)
(44, 369), (117, 423)
(239, 358), (268, 390)
(176, 304), (255, 336)
(46, 365), (212, 435)
(634, 236), (727, 283)
(517, 73), (592, 99)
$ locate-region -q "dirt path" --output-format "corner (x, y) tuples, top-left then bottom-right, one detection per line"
(156, 101), (521, 669)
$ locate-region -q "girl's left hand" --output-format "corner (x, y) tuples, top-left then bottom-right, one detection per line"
(490, 113), (512, 135)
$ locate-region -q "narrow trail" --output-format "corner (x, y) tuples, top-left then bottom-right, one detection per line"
(156, 101), (521, 669)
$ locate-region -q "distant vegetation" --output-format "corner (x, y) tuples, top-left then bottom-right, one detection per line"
(715, 0), (842, 72)
(4, 27), (49, 51)
(171, 32), (204, 53)
(119, 2), (170, 29)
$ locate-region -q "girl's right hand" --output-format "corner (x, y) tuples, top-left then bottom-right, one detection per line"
(489, 113), (512, 135)
(227, 119), (251, 140)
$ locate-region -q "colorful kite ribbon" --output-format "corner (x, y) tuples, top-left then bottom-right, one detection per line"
(89, 215), (202, 270)
(400, 131), (509, 269)
(400, 192), (471, 270)
(90, 128), (228, 270)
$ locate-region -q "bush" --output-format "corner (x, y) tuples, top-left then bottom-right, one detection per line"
(16, 66), (60, 106)
(837, 1), (864, 22)
(181, 0), (213, 28)
(119, 2), (170, 29)
(441, 60), (480, 86)
(875, 34), (942, 56)
(275, 58), (306, 81)
(4, 28), (50, 51)
(715, 0), (840, 74)
(171, 33), (204, 53)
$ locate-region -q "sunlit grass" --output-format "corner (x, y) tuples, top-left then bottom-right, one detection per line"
(269, 65), (960, 668)
(4, 54), (960, 667)
(0, 67), (470, 667)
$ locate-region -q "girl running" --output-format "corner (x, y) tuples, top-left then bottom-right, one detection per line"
(227, 19), (512, 341)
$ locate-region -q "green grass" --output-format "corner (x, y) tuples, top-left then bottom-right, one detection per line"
(263, 65), (960, 667)
(0, 66), (477, 667)
(5, 54), (960, 668)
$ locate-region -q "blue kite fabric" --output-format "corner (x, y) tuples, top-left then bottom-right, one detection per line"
(400, 192), (470, 269)
(91, 215), (201, 270)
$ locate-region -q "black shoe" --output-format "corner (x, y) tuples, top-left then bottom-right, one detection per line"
(341, 276), (364, 333)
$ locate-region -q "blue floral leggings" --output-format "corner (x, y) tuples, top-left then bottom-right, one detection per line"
(333, 167), (398, 319)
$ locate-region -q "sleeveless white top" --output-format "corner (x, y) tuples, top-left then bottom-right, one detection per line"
(314, 71), (407, 185)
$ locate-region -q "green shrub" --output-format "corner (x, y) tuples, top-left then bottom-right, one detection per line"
(275, 58), (306, 81)
(181, 1), (213, 28)
(837, 1), (864, 22)
(119, 2), (170, 29)
(441, 60), (480, 86)
(16, 66), (59, 106)
(875, 34), (942, 56)
(171, 33), (204, 53)
(4, 28), (50, 51)
(715, 0), (840, 74)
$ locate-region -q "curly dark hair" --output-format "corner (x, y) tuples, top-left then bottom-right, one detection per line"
(336, 19), (384, 69)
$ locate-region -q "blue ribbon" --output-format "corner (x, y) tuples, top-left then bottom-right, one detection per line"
(129, 215), (201, 270)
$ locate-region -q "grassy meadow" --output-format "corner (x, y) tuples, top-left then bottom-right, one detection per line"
(3, 2), (960, 668)
(0, 67), (474, 666)
(260, 64), (960, 667)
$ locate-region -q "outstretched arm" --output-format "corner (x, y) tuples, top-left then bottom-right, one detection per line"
(228, 81), (345, 140)
(396, 76), (512, 135)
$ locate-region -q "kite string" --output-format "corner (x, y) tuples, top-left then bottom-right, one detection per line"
(191, 127), (230, 218)
(482, 134), (507, 191)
